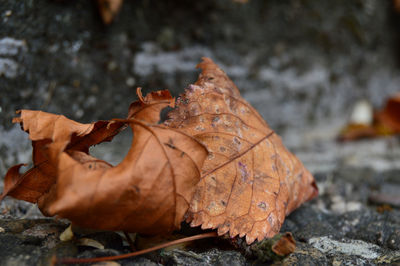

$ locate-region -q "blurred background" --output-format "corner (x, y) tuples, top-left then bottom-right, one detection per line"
(2, 0), (400, 177)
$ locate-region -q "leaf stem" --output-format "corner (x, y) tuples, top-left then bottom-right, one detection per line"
(55, 231), (217, 264)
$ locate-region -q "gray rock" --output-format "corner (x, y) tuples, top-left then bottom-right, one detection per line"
(77, 248), (121, 259)
(309, 236), (381, 260)
(0, 58), (18, 78)
(308, 236), (400, 265)
(0, 219), (70, 266)
(161, 248), (247, 266)
(121, 257), (161, 266)
(282, 242), (329, 266)
(387, 230), (400, 250)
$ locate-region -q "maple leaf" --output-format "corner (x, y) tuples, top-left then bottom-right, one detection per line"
(1, 89), (207, 234)
(166, 58), (318, 244)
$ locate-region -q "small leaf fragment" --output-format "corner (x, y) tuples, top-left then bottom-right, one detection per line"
(377, 93), (400, 133)
(60, 224), (74, 242)
(77, 238), (105, 250)
(338, 94), (400, 141)
(271, 232), (296, 256)
(249, 232), (296, 262)
(97, 0), (123, 25)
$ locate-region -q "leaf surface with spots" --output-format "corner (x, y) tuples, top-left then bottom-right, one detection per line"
(166, 58), (318, 244)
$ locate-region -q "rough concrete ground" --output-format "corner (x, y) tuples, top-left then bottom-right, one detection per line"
(1, 0), (400, 265)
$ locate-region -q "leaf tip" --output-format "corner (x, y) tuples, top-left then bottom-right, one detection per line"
(196, 57), (217, 71)
(0, 163), (27, 202)
(97, 0), (123, 25)
(136, 87), (144, 102)
(310, 180), (319, 199)
(12, 110), (22, 124)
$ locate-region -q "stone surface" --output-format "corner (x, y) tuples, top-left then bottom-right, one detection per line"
(2, 0), (400, 174)
(160, 249), (247, 266)
(1, 166), (400, 265)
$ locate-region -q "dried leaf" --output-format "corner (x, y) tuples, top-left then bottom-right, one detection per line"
(338, 123), (377, 141)
(338, 94), (400, 141)
(394, 0), (400, 13)
(377, 93), (400, 133)
(2, 58), (317, 245)
(271, 232), (296, 256)
(247, 232), (296, 262)
(247, 232), (296, 265)
(77, 238), (105, 250)
(60, 225), (74, 242)
(1, 89), (207, 235)
(97, 0), (123, 25)
(0, 113), (125, 204)
(166, 58), (318, 244)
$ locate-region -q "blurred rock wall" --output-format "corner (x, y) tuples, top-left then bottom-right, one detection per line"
(1, 0), (400, 176)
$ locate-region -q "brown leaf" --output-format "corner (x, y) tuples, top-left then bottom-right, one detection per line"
(2, 58), (316, 244)
(248, 231), (296, 261)
(0, 164), (27, 201)
(378, 93), (400, 133)
(166, 58), (318, 244)
(97, 0), (123, 25)
(338, 94), (400, 141)
(1, 89), (207, 235)
(0, 112), (125, 204)
(271, 232), (296, 256)
(394, 0), (400, 13)
(337, 123), (377, 142)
